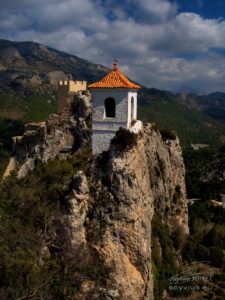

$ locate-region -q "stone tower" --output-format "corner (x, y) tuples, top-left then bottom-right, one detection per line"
(89, 63), (141, 154)
(58, 80), (87, 113)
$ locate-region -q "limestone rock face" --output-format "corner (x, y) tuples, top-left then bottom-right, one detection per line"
(3, 91), (91, 178)
(67, 170), (89, 252)
(91, 138), (154, 300)
(62, 123), (188, 300)
(143, 124), (189, 234)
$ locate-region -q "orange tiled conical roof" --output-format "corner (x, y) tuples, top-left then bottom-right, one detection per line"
(89, 63), (141, 89)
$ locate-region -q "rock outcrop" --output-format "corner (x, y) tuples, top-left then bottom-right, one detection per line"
(59, 124), (188, 300)
(143, 124), (188, 234)
(3, 91), (91, 178)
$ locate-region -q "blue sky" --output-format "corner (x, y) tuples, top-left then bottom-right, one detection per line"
(0, 0), (225, 93)
(178, 0), (223, 19)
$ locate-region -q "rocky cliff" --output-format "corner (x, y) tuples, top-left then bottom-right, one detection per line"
(3, 92), (189, 299)
(3, 90), (92, 178)
(58, 123), (188, 300)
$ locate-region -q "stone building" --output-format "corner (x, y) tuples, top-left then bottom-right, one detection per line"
(89, 63), (141, 154)
(58, 80), (87, 113)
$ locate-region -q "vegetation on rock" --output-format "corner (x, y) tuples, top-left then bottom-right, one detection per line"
(159, 128), (176, 141)
(184, 146), (225, 199)
(0, 149), (93, 299)
(111, 127), (138, 150)
(139, 88), (225, 147)
(151, 214), (177, 300)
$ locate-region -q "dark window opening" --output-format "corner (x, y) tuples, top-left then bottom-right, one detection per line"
(105, 97), (116, 118)
(131, 96), (134, 121)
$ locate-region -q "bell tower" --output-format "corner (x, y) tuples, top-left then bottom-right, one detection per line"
(89, 63), (141, 154)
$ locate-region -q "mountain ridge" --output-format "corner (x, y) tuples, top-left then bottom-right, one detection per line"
(0, 38), (109, 94)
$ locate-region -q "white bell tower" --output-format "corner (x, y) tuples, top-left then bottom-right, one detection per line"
(89, 63), (141, 155)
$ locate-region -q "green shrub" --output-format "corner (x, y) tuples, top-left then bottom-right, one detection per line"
(209, 248), (225, 268)
(182, 237), (196, 262)
(151, 214), (177, 299)
(195, 244), (210, 261)
(184, 147), (225, 200)
(159, 128), (176, 141)
(86, 219), (107, 244)
(188, 201), (211, 232)
(171, 225), (187, 250)
(96, 150), (110, 172)
(0, 149), (94, 299)
(111, 127), (138, 150)
(203, 224), (225, 249)
(214, 272), (225, 282)
(219, 143), (225, 153)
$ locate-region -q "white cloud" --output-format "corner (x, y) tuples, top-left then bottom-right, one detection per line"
(36, 0), (107, 33)
(0, 11), (32, 31)
(1, 0), (225, 93)
(0, 0), (65, 10)
(131, 0), (178, 23)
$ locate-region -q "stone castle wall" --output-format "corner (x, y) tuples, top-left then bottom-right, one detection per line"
(58, 80), (87, 113)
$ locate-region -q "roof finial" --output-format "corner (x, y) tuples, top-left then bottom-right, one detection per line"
(113, 59), (118, 71)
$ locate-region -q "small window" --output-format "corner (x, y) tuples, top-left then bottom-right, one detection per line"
(105, 97), (116, 118)
(131, 96), (134, 121)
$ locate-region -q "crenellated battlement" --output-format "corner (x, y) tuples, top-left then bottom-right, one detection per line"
(58, 80), (87, 113)
(58, 80), (87, 89)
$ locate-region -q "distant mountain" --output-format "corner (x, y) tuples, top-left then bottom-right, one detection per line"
(176, 92), (225, 120)
(0, 39), (110, 121)
(0, 39), (108, 91)
(138, 88), (225, 147)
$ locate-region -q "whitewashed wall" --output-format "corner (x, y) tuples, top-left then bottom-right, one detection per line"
(92, 89), (128, 122)
(92, 130), (116, 154)
(91, 88), (138, 154)
(128, 91), (137, 125)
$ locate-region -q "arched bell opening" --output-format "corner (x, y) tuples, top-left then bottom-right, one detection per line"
(104, 97), (116, 118)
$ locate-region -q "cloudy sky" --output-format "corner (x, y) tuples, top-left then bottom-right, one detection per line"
(1, 0), (225, 93)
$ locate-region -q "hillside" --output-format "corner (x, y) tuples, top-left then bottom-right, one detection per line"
(0, 39), (108, 121)
(0, 39), (108, 83)
(139, 88), (225, 147)
(176, 92), (225, 120)
(0, 39), (108, 176)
